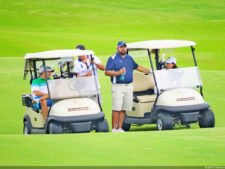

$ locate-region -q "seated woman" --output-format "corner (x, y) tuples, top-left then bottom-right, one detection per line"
(31, 65), (54, 119)
(165, 56), (178, 69)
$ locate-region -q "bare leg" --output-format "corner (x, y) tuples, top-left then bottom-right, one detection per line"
(112, 111), (120, 129)
(118, 110), (126, 129)
(40, 100), (48, 119)
(39, 94), (49, 101)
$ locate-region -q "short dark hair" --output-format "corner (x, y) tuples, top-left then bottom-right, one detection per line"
(76, 44), (86, 50)
(173, 64), (178, 69)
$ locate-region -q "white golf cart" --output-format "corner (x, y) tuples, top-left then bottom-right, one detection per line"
(22, 49), (109, 134)
(122, 40), (215, 131)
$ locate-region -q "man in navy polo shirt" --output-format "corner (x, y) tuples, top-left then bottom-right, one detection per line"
(105, 41), (150, 132)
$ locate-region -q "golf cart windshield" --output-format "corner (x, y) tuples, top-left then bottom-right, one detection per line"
(47, 76), (99, 99)
(155, 67), (202, 93)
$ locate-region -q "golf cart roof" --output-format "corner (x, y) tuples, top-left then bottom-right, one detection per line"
(127, 40), (196, 50)
(23, 49), (94, 80)
(24, 49), (94, 60)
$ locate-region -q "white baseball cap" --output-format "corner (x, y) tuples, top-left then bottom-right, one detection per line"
(39, 65), (54, 74)
(166, 56), (177, 64)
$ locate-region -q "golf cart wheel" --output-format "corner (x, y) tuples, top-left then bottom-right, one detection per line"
(156, 112), (173, 130)
(122, 122), (131, 131)
(23, 120), (31, 135)
(49, 122), (63, 134)
(198, 109), (215, 128)
(96, 119), (109, 132)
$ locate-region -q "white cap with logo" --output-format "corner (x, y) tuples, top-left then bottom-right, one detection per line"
(166, 56), (177, 64)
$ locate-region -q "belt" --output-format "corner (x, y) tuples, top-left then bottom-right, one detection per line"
(112, 83), (132, 86)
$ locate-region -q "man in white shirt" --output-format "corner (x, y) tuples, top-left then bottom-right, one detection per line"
(74, 45), (104, 104)
(74, 44), (104, 77)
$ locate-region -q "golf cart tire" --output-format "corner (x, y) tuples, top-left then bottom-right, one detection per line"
(49, 122), (63, 134)
(96, 119), (109, 132)
(122, 122), (131, 131)
(156, 112), (173, 130)
(198, 109), (215, 128)
(23, 120), (31, 135)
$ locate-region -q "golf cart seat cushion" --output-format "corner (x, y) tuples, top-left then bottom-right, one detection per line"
(133, 72), (155, 92)
(136, 95), (156, 103)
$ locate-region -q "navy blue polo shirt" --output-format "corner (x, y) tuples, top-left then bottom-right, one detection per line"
(106, 53), (138, 84)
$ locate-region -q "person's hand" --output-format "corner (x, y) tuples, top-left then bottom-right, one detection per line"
(39, 94), (49, 101)
(86, 71), (93, 76)
(90, 56), (94, 62)
(118, 68), (126, 75)
(82, 59), (88, 63)
(145, 69), (151, 75)
(45, 94), (49, 99)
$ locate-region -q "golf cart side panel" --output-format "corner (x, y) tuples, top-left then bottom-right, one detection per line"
(22, 94), (46, 128)
(126, 72), (156, 118)
(26, 107), (46, 128)
(127, 101), (155, 117)
(156, 88), (205, 107)
(50, 98), (101, 117)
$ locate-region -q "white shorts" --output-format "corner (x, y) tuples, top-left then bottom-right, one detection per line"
(111, 83), (133, 112)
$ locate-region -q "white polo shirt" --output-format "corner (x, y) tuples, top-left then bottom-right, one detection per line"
(74, 55), (101, 87)
(74, 55), (101, 77)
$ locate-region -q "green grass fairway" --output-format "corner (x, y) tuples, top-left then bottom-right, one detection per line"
(0, 0), (225, 166)
(0, 128), (225, 166)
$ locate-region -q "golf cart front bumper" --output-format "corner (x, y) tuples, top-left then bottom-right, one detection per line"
(47, 112), (105, 133)
(154, 103), (209, 124)
(153, 103), (209, 113)
(47, 111), (105, 123)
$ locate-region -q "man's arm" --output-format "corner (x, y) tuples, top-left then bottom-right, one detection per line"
(77, 71), (93, 77)
(92, 56), (105, 71)
(105, 56), (126, 76)
(33, 90), (48, 97)
(33, 90), (49, 101)
(136, 65), (150, 74)
(105, 68), (125, 77)
(95, 63), (105, 71)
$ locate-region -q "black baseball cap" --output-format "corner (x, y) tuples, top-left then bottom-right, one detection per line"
(76, 44), (86, 50)
(117, 41), (127, 47)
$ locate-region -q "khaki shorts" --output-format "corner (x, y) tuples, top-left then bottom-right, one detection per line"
(111, 83), (133, 111)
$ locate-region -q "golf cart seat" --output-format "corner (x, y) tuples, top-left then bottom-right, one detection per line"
(127, 72), (156, 117)
(133, 72), (156, 103)
(22, 94), (39, 113)
(135, 95), (156, 103)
